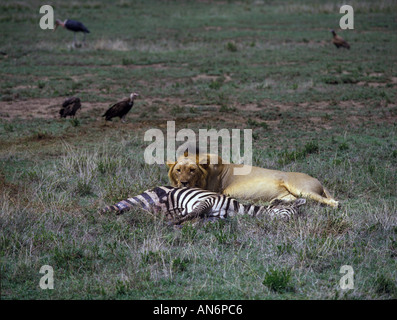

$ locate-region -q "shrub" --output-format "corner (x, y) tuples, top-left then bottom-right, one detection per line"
(262, 267), (293, 293)
(225, 42), (237, 52)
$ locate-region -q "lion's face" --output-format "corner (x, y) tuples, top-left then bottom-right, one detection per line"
(167, 157), (208, 189)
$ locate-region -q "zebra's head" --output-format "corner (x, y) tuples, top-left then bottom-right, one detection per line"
(267, 198), (306, 220)
(293, 198), (306, 207)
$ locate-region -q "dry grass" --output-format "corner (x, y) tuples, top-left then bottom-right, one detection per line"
(92, 39), (130, 51)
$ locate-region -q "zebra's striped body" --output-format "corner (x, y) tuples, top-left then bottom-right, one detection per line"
(103, 186), (306, 224)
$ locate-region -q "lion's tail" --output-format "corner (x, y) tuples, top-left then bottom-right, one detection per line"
(322, 187), (334, 199)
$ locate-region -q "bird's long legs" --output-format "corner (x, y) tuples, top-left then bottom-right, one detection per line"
(72, 33), (87, 48)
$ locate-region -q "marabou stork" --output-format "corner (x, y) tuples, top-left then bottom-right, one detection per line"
(60, 97), (81, 118)
(331, 30), (350, 49)
(102, 93), (139, 122)
(54, 19), (90, 46)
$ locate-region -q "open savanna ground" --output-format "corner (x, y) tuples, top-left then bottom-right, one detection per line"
(0, 0), (396, 300)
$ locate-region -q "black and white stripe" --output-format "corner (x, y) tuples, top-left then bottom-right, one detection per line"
(103, 186), (306, 224)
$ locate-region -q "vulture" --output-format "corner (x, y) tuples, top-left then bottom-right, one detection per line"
(331, 30), (350, 49)
(60, 97), (81, 118)
(102, 93), (139, 122)
(54, 19), (90, 46)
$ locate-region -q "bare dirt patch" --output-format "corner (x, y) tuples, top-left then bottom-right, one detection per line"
(113, 63), (170, 70)
(203, 26), (223, 31)
(2, 97), (396, 132)
(235, 99), (397, 130)
(0, 98), (103, 120)
(357, 76), (397, 88)
(191, 74), (232, 82)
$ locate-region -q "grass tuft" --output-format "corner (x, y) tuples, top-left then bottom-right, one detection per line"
(262, 267), (294, 293)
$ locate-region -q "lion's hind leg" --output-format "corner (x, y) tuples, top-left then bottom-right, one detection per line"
(282, 181), (339, 208)
(301, 191), (339, 208)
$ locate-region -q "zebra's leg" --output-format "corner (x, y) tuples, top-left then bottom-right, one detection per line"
(267, 198), (306, 220)
(101, 205), (123, 215)
(293, 198), (306, 207)
(173, 201), (212, 225)
(102, 200), (131, 215)
(292, 198), (306, 217)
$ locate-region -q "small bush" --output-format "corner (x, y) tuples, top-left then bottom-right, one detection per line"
(219, 105), (236, 113)
(3, 123), (14, 132)
(75, 180), (93, 196)
(37, 81), (45, 89)
(374, 274), (397, 297)
(225, 42), (237, 52)
(278, 141), (319, 165)
(180, 223), (198, 243)
(122, 58), (134, 65)
(69, 118), (80, 127)
(141, 250), (162, 265)
(171, 257), (190, 272)
(262, 267), (293, 293)
(97, 158), (120, 175)
(338, 142), (349, 151)
(208, 78), (223, 90)
(29, 130), (53, 140)
(247, 118), (269, 130)
(171, 105), (184, 116)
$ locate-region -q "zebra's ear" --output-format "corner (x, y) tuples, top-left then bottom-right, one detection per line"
(294, 198), (306, 206)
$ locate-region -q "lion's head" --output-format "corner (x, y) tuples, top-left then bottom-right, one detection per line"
(167, 149), (226, 188)
(166, 155), (209, 189)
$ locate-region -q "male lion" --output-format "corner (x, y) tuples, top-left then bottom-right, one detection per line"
(166, 153), (339, 208)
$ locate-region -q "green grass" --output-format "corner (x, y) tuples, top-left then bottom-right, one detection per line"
(0, 0), (396, 300)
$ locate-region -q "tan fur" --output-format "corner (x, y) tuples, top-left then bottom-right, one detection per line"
(166, 153), (339, 208)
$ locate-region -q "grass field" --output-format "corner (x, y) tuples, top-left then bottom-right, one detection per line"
(1, 0), (396, 300)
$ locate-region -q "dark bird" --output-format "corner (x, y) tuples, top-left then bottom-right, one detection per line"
(60, 97), (81, 118)
(102, 93), (139, 122)
(54, 19), (90, 46)
(331, 30), (350, 49)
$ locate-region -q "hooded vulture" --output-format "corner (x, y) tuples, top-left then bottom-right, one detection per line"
(102, 93), (139, 122)
(331, 30), (350, 49)
(60, 97), (81, 118)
